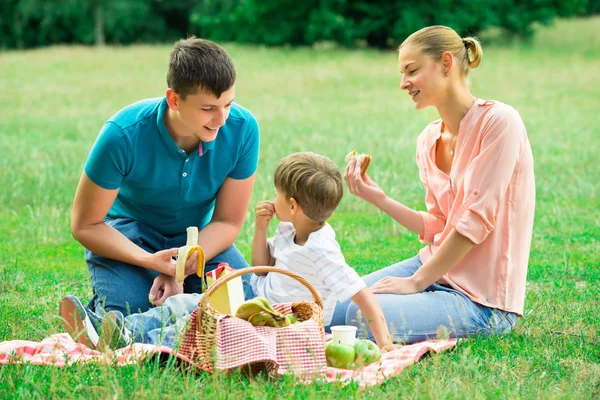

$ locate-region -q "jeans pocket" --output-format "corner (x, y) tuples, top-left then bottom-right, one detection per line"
(488, 309), (516, 334)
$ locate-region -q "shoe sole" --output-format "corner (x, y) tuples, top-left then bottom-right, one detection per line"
(59, 297), (98, 350)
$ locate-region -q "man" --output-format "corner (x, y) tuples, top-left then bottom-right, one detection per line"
(69, 37), (259, 315)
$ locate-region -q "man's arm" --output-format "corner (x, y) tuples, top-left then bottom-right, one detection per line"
(186, 173), (256, 275)
(71, 172), (178, 274)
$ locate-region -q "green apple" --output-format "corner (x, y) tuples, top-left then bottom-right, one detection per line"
(325, 341), (355, 369)
(353, 339), (381, 366)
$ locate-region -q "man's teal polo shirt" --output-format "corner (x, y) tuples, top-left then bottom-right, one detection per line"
(84, 97), (260, 236)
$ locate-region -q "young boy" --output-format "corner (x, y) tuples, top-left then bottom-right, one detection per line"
(60, 153), (393, 352)
(251, 152), (393, 349)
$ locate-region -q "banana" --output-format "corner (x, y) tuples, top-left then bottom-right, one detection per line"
(265, 314), (291, 328)
(248, 312), (272, 327)
(286, 314), (298, 325)
(176, 226), (205, 284)
(255, 297), (278, 314)
(235, 297), (301, 328)
(235, 297), (285, 321)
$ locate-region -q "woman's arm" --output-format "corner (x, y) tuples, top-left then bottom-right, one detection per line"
(370, 228), (474, 294)
(350, 287), (394, 350)
(372, 195), (425, 237)
(71, 172), (178, 275)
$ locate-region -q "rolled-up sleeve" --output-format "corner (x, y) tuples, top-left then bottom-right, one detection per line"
(452, 107), (524, 244)
(416, 143), (446, 243)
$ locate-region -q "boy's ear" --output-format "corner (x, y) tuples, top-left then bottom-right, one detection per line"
(289, 197), (300, 216)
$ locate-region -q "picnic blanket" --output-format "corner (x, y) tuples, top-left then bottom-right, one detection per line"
(0, 333), (457, 387)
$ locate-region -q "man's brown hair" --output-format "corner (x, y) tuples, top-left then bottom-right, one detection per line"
(167, 36), (236, 99)
(274, 152), (344, 223)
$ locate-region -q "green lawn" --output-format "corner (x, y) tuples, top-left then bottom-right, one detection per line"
(1, 17), (599, 398)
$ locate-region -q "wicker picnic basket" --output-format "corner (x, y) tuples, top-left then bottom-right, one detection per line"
(179, 266), (326, 376)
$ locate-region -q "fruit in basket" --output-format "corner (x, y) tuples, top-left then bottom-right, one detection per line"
(248, 312), (271, 327)
(235, 297), (283, 320)
(353, 339), (381, 366)
(286, 313), (297, 325)
(325, 341), (355, 369)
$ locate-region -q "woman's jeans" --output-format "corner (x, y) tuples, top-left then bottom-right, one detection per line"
(85, 217), (254, 315)
(328, 255), (518, 344)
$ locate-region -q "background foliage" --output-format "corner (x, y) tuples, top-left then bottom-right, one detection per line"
(1, 0), (598, 49)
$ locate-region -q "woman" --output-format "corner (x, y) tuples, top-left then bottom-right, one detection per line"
(333, 26), (535, 343)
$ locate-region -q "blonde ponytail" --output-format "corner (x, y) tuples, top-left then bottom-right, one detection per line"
(401, 26), (483, 75)
(462, 37), (483, 69)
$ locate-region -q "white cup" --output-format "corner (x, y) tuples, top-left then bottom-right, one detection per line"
(330, 325), (357, 346)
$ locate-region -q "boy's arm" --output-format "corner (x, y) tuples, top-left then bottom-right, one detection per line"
(252, 200), (276, 276)
(350, 287), (394, 351)
(252, 226), (275, 275)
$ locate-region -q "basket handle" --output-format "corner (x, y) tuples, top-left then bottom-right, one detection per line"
(198, 266), (324, 311)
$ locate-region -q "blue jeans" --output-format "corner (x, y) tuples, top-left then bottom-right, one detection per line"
(124, 289), (258, 348)
(328, 255), (517, 344)
(85, 217), (254, 315)
(124, 293), (202, 348)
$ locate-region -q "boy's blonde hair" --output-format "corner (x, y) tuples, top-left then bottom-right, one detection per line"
(274, 152), (343, 223)
(400, 25), (483, 75)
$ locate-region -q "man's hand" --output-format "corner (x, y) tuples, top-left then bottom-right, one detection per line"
(144, 248), (179, 276)
(184, 249), (201, 277)
(369, 276), (421, 295)
(255, 200), (275, 231)
(148, 273), (183, 306)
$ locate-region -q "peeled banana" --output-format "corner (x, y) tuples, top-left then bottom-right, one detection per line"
(176, 226), (205, 284)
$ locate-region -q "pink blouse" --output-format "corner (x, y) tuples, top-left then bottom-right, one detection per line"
(416, 99), (535, 316)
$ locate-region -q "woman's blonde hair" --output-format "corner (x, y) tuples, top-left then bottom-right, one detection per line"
(400, 26), (483, 75)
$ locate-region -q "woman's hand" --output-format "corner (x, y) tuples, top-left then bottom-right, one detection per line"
(370, 276), (421, 295)
(145, 248), (180, 276)
(344, 156), (386, 205)
(148, 273), (183, 306)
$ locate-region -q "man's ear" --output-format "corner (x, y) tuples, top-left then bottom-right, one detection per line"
(441, 51), (453, 76)
(289, 197), (300, 216)
(165, 88), (179, 111)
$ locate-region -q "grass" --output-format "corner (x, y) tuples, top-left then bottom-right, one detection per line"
(1, 16), (599, 398)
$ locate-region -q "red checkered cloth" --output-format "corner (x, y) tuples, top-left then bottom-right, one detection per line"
(0, 332), (456, 386)
(210, 303), (326, 377)
(321, 334), (457, 386)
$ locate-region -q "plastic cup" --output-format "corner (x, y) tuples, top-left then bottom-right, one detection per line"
(330, 325), (357, 346)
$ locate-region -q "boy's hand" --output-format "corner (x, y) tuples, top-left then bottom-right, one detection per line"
(255, 200), (275, 231)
